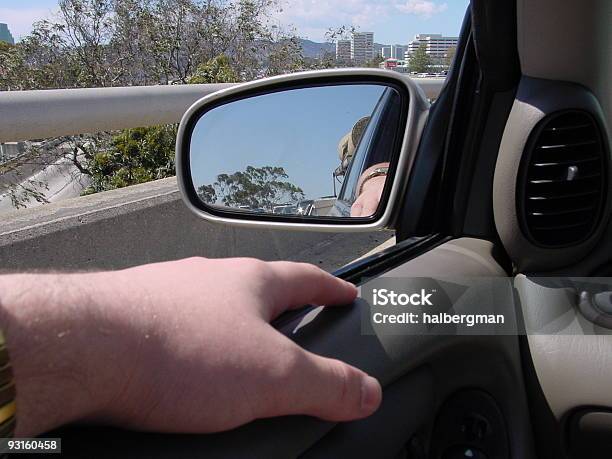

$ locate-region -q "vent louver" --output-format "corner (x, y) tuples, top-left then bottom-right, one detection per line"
(518, 111), (607, 247)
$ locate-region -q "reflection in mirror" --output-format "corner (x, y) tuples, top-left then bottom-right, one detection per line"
(189, 83), (403, 219)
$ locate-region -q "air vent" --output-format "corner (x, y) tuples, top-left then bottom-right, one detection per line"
(518, 111), (607, 247)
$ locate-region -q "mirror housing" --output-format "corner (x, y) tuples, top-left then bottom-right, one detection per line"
(176, 69), (429, 231)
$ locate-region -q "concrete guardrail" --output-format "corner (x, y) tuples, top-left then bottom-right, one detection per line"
(0, 177), (393, 272)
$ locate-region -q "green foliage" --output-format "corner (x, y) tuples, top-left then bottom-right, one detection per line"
(264, 35), (305, 77)
(409, 43), (431, 74)
(83, 125), (177, 193)
(0, 0), (304, 90)
(188, 55), (238, 84)
(197, 165), (305, 210)
(0, 20), (81, 90)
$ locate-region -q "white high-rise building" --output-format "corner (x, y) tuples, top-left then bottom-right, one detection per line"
(351, 32), (374, 65)
(406, 34), (458, 59)
(335, 40), (351, 62)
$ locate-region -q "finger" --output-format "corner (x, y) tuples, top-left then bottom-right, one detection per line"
(264, 262), (357, 319)
(262, 345), (382, 422)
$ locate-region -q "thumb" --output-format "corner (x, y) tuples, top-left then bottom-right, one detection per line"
(268, 346), (382, 422)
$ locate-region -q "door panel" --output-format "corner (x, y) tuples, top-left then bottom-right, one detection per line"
(51, 238), (535, 458)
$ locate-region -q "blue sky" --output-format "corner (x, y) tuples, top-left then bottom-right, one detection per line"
(190, 84), (386, 200)
(2, 0), (468, 43)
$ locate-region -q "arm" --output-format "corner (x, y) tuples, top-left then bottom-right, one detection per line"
(0, 258), (381, 437)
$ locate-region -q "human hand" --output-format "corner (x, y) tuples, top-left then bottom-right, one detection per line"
(351, 163), (389, 217)
(0, 258), (382, 436)
(351, 175), (387, 217)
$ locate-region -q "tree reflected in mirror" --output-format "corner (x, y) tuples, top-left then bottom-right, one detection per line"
(197, 165), (305, 212)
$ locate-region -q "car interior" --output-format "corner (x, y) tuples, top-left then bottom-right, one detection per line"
(39, 0), (612, 458)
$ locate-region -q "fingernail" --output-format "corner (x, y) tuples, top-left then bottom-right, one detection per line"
(360, 376), (382, 413)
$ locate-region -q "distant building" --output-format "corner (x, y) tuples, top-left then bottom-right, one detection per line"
(351, 32), (374, 65)
(391, 44), (408, 60)
(0, 23), (14, 45)
(380, 45), (392, 59)
(406, 34), (458, 60)
(335, 39), (351, 63)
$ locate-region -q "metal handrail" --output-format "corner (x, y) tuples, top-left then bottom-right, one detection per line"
(0, 78), (444, 143)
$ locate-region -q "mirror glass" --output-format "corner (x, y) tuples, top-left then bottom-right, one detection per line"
(189, 83), (404, 219)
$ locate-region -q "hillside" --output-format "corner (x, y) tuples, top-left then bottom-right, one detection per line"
(299, 39), (334, 58)
(298, 39), (390, 59)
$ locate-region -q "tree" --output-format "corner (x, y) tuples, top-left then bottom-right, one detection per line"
(408, 43), (431, 73)
(0, 20), (82, 90)
(197, 166), (305, 210)
(56, 0), (116, 87)
(264, 32), (305, 77)
(0, 0), (302, 91)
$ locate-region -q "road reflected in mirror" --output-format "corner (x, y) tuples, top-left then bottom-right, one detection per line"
(189, 83), (403, 218)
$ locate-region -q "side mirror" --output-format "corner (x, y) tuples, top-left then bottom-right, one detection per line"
(176, 69), (429, 231)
